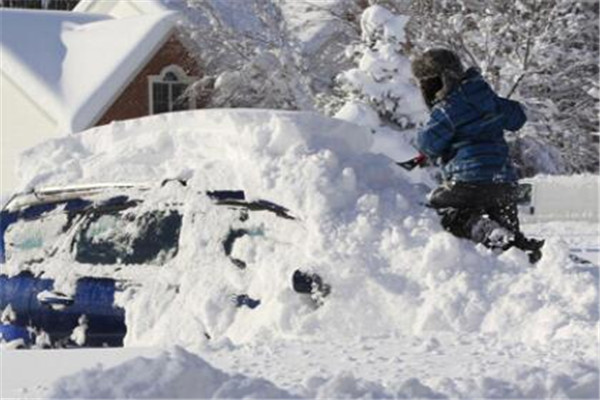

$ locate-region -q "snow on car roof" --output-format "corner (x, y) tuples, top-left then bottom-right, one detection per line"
(2, 182), (152, 213)
(0, 8), (178, 133)
(2, 180), (272, 215)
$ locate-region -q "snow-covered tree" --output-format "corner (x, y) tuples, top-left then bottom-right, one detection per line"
(325, 4), (427, 130)
(283, 0), (363, 95)
(178, 0), (362, 111)
(177, 0), (316, 110)
(406, 0), (599, 175)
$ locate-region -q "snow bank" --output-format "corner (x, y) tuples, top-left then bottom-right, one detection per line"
(48, 347), (293, 399)
(48, 349), (445, 399)
(16, 110), (598, 352)
(46, 341), (598, 399)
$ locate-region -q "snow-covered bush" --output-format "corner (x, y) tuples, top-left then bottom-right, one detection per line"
(328, 4), (427, 130)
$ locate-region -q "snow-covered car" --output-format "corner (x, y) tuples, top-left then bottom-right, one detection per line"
(0, 182), (326, 348)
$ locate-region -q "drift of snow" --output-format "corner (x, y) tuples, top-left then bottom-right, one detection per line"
(44, 338), (598, 399)
(9, 109), (599, 398)
(48, 347), (294, 399)
(44, 346), (450, 399)
(14, 109), (598, 346)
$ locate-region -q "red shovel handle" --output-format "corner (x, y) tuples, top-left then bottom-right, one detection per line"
(396, 153), (428, 171)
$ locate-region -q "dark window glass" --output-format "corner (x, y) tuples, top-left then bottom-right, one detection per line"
(152, 78), (190, 114)
(74, 210), (182, 265)
(163, 72), (179, 82)
(152, 82), (170, 114)
(171, 84), (190, 111)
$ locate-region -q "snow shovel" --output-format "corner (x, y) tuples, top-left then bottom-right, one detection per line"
(396, 153), (427, 171)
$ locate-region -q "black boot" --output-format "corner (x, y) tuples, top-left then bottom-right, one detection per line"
(513, 234), (545, 263)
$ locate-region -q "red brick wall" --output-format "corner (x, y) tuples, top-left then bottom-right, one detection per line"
(95, 33), (202, 127)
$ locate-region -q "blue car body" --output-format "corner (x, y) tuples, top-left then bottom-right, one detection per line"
(1, 185), (293, 348)
(1, 196), (131, 347)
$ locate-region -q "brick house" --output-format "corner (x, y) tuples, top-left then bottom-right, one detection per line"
(96, 34), (202, 126)
(1, 3), (202, 191)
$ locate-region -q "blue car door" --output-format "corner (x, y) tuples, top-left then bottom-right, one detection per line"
(1, 205), (67, 345)
(1, 200), (126, 347)
(0, 271), (37, 344)
(29, 276), (126, 347)
(2, 196), (182, 347)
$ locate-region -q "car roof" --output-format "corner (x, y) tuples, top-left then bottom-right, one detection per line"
(2, 183), (293, 220)
(0, 183), (295, 264)
(2, 183), (152, 213)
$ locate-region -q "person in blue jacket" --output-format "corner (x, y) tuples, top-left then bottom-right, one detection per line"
(411, 48), (544, 262)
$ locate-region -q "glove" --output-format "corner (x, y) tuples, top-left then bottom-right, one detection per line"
(396, 153), (429, 171)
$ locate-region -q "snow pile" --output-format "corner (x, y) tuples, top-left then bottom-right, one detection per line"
(9, 109), (598, 398)
(47, 348), (445, 399)
(15, 110), (597, 350)
(8, 108), (594, 397)
(46, 340), (598, 399)
(48, 347), (293, 399)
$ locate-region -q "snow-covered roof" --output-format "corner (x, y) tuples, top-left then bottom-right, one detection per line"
(0, 9), (178, 133)
(74, 0), (173, 18)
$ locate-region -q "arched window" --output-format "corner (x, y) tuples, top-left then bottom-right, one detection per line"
(148, 65), (196, 115)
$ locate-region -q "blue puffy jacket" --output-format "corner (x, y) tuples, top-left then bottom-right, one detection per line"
(417, 68), (526, 183)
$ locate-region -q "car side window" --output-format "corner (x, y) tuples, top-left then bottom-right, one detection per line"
(3, 212), (71, 264)
(74, 209), (181, 266)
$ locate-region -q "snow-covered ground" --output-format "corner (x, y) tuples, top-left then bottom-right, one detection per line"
(1, 110), (598, 398)
(524, 221), (599, 264)
(2, 322), (597, 398)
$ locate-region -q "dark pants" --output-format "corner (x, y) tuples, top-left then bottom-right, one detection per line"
(428, 181), (523, 245)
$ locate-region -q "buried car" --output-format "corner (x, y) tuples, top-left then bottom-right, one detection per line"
(0, 182), (328, 348)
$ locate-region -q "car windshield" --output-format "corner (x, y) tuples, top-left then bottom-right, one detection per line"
(74, 209), (181, 265)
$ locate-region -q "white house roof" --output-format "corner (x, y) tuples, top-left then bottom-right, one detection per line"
(0, 8), (178, 133)
(74, 0), (173, 18)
